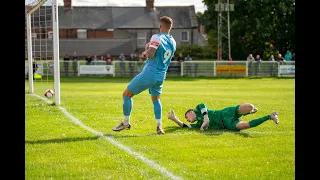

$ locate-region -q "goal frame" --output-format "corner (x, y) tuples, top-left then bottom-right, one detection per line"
(26, 0), (61, 105)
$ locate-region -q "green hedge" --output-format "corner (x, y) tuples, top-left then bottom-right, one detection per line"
(175, 44), (217, 60)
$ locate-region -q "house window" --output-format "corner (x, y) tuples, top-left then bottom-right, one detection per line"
(137, 32), (147, 47)
(181, 31), (189, 42)
(77, 29), (87, 39)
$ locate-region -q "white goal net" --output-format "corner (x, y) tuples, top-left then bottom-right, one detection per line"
(25, 0), (61, 105)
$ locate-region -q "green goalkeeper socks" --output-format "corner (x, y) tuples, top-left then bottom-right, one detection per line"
(248, 115), (270, 128)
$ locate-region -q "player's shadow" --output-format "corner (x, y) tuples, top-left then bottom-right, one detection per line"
(25, 136), (100, 145)
(103, 133), (159, 138)
(164, 126), (202, 134)
(164, 126), (251, 137)
(202, 129), (251, 138)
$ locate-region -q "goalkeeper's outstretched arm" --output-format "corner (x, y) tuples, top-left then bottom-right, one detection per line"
(167, 109), (191, 128)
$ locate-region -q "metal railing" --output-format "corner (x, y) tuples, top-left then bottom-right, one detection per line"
(25, 60), (295, 78)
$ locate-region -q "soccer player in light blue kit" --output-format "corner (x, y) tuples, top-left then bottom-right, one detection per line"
(112, 16), (176, 134)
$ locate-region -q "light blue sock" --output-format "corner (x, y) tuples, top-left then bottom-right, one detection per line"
(153, 99), (162, 120)
(123, 96), (132, 116)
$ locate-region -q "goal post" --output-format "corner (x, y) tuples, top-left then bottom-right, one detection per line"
(26, 12), (34, 94)
(52, 0), (60, 105)
(25, 0), (60, 105)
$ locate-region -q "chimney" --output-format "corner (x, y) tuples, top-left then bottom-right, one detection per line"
(64, 0), (72, 11)
(146, 0), (154, 9)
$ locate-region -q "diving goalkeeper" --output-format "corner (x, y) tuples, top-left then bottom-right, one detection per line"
(167, 103), (279, 131)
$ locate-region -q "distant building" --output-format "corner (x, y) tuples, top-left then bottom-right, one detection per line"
(25, 0), (205, 58)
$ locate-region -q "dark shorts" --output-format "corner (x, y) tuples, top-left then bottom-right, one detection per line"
(219, 104), (242, 131)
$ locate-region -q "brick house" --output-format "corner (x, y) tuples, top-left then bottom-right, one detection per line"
(25, 0), (205, 58)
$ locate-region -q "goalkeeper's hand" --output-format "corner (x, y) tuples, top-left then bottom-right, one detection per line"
(168, 109), (176, 120)
(200, 115), (209, 131)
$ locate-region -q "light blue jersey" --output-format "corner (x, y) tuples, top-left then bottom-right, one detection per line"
(127, 33), (176, 96)
(143, 33), (177, 80)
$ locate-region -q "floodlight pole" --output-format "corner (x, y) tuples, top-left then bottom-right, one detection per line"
(215, 0), (234, 61)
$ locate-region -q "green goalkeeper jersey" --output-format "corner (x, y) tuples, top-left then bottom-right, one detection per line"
(190, 103), (225, 129)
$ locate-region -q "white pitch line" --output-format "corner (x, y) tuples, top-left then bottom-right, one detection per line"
(29, 94), (183, 180)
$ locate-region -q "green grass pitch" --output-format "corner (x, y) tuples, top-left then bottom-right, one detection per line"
(25, 77), (295, 180)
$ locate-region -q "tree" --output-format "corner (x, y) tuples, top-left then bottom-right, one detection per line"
(202, 0), (295, 60)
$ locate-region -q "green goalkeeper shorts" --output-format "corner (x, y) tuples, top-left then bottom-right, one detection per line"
(218, 104), (242, 131)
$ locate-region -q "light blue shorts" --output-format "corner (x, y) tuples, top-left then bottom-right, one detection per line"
(127, 71), (164, 96)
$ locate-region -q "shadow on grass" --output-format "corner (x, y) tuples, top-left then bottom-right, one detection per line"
(103, 133), (160, 138)
(101, 126), (254, 138)
(25, 136), (100, 145)
(163, 126), (199, 133)
(164, 126), (252, 138)
(202, 129), (252, 138)
(30, 102), (56, 107)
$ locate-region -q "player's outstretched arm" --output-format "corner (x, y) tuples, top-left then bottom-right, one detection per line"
(167, 109), (191, 128)
(200, 114), (209, 131)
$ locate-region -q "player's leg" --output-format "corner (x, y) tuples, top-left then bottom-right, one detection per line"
(112, 73), (150, 131)
(150, 81), (165, 134)
(235, 112), (280, 130)
(151, 95), (165, 134)
(220, 104), (257, 130)
(112, 88), (135, 131)
(238, 103), (258, 116)
(235, 116), (271, 130)
(122, 88), (135, 124)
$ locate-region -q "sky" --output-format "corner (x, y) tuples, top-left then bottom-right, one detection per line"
(25, 0), (207, 13)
